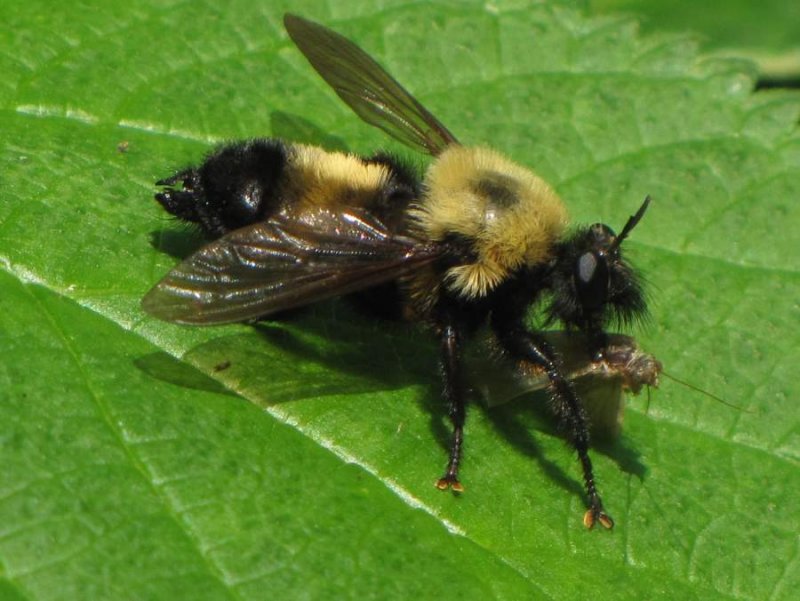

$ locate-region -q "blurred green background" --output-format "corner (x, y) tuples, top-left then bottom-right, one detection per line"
(590, 0), (800, 83)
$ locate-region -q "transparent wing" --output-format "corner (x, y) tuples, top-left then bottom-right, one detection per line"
(142, 209), (441, 325)
(284, 13), (459, 156)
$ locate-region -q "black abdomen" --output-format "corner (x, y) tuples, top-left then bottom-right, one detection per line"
(155, 139), (289, 237)
(154, 140), (420, 320)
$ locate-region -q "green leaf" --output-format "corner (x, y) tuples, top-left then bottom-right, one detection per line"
(588, 0), (800, 79)
(1, 1), (798, 600)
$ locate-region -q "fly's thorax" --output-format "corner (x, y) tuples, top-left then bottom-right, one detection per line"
(410, 145), (568, 299)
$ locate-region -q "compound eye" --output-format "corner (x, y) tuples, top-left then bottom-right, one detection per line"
(575, 251), (609, 309)
(577, 252), (597, 283)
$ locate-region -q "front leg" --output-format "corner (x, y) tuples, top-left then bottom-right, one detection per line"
(435, 321), (467, 492)
(495, 323), (614, 529)
(584, 317), (610, 361)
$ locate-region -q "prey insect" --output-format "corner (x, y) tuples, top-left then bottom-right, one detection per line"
(468, 332), (661, 441)
(143, 14), (651, 528)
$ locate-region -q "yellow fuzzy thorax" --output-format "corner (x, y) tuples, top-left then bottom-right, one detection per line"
(411, 145), (568, 298)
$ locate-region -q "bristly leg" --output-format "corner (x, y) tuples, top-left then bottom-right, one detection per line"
(494, 322), (614, 529)
(435, 322), (466, 492)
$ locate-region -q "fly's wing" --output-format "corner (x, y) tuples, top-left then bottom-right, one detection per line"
(142, 209), (441, 325)
(284, 13), (458, 156)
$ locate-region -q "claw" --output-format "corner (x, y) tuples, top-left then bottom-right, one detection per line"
(435, 474), (464, 492)
(583, 507), (614, 529)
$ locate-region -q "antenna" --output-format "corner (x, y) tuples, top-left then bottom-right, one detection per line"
(661, 371), (755, 413)
(609, 195), (651, 253)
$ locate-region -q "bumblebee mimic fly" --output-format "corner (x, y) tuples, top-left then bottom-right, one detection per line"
(143, 14), (651, 529)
